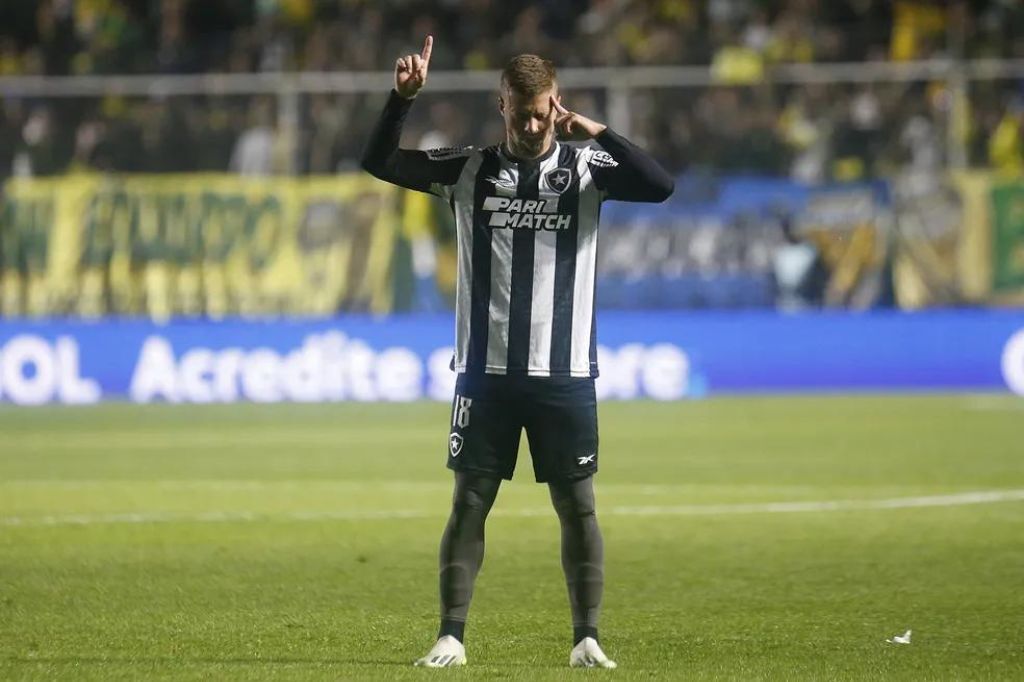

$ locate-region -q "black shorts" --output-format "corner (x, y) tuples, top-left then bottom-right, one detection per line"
(446, 373), (599, 483)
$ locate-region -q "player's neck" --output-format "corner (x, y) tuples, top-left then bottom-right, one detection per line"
(503, 138), (556, 163)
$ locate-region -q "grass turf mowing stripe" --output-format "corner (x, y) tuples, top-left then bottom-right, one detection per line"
(3, 488), (1023, 527)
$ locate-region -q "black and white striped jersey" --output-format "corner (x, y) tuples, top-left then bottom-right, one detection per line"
(363, 90), (674, 378)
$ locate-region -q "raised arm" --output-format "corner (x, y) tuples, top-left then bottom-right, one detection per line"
(551, 96), (674, 203)
(360, 36), (468, 195)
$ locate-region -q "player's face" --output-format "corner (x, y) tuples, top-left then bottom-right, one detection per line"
(500, 86), (557, 160)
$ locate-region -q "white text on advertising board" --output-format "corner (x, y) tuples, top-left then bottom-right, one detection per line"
(128, 334), (693, 403)
(1002, 329), (1024, 396)
(0, 336), (100, 405)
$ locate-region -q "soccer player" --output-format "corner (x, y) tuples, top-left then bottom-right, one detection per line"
(361, 36), (674, 669)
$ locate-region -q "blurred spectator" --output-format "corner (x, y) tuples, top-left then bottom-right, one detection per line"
(988, 98), (1024, 176)
(778, 87), (830, 183)
(37, 0), (78, 75)
(17, 106), (63, 176)
(899, 96), (943, 174)
(711, 25), (765, 85)
(772, 212), (826, 311)
(890, 0), (948, 61)
(230, 97), (277, 175)
(832, 85), (884, 179)
(765, 1), (817, 64)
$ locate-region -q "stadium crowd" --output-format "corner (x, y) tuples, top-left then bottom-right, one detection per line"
(0, 0), (1022, 178)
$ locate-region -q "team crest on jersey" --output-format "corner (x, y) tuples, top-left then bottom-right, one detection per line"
(545, 167), (572, 194)
(449, 433), (464, 457)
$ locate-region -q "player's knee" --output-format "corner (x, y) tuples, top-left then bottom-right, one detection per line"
(452, 477), (499, 516)
(550, 482), (596, 520)
(452, 491), (487, 516)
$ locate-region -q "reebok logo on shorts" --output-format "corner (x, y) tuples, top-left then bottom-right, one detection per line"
(577, 453), (596, 465)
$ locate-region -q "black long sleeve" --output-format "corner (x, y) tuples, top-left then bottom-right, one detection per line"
(360, 90), (469, 195)
(588, 128), (675, 203)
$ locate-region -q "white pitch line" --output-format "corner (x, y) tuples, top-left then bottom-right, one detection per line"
(603, 489), (1024, 516)
(2, 489), (1024, 528)
(0, 480), (457, 492)
(962, 396), (1024, 412)
(2, 429), (438, 450)
(0, 509), (436, 527)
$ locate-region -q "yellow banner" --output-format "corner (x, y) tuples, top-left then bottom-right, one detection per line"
(894, 171), (1024, 308)
(0, 173), (400, 318)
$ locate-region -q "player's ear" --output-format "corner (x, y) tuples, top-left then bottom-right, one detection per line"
(497, 94), (505, 115)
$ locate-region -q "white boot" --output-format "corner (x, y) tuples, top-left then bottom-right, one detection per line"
(569, 636), (617, 669)
(414, 635), (467, 667)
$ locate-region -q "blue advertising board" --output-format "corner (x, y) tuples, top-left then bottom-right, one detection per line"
(0, 310), (1022, 405)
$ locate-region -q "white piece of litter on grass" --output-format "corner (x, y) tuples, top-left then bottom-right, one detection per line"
(886, 630), (912, 645)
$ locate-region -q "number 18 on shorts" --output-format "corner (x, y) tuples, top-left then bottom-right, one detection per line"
(449, 394), (473, 458)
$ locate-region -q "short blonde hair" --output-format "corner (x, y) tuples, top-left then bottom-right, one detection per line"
(500, 55), (557, 97)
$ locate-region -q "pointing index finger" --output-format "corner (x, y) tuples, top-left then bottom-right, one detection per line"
(551, 95), (569, 115)
(421, 35), (433, 62)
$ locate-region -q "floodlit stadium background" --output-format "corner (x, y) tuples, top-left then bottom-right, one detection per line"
(0, 0), (1022, 401)
(1, 2), (1023, 679)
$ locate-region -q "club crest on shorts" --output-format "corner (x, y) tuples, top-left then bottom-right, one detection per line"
(545, 168), (572, 194)
(449, 433), (464, 457)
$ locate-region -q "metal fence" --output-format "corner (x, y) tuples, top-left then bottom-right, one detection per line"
(1, 58), (1023, 177)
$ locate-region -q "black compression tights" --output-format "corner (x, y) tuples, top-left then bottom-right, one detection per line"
(549, 476), (604, 642)
(438, 472), (501, 637)
(437, 472), (604, 644)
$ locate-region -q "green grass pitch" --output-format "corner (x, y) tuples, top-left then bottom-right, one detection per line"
(1, 395), (1023, 680)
